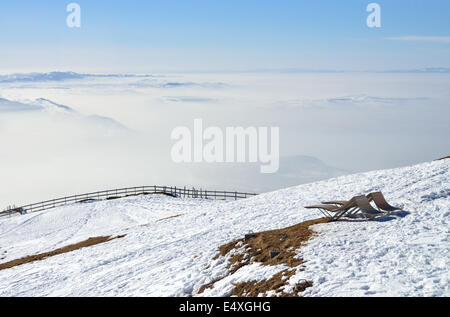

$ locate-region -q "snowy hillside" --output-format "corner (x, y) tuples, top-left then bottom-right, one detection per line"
(0, 159), (448, 297)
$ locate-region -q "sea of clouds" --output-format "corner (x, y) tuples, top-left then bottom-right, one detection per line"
(1, 71), (449, 207)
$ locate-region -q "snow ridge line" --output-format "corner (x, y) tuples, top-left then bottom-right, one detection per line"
(1, 185), (258, 218)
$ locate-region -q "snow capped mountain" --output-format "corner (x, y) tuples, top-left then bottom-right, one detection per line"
(0, 97), (129, 131)
(0, 159), (448, 297)
(0, 72), (85, 83)
(0, 97), (75, 113)
(31, 98), (76, 114)
(0, 98), (39, 112)
(84, 114), (129, 131)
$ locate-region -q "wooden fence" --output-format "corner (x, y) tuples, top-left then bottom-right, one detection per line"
(0, 186), (258, 217)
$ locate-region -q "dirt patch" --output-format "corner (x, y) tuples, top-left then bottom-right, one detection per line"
(77, 199), (99, 204)
(126, 192), (177, 198)
(104, 192), (177, 201)
(106, 196), (122, 201)
(436, 156), (450, 161)
(215, 218), (328, 273)
(231, 269), (292, 297)
(201, 217), (328, 297)
(0, 235), (126, 271)
(157, 214), (184, 222)
(198, 276), (225, 294)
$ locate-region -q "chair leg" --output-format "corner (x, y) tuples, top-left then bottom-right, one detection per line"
(347, 207), (358, 216)
(332, 208), (349, 221)
(345, 207), (362, 219)
(318, 208), (333, 220)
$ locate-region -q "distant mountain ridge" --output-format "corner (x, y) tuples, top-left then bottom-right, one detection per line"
(0, 97), (129, 131)
(0, 72), (154, 83)
(1, 68), (449, 84)
(0, 97), (77, 113)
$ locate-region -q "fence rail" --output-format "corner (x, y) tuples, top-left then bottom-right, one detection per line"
(0, 186), (258, 217)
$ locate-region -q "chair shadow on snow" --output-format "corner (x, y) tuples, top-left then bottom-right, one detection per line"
(373, 210), (411, 222)
(336, 210), (411, 223)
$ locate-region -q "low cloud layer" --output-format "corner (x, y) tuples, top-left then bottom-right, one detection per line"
(1, 72), (449, 208)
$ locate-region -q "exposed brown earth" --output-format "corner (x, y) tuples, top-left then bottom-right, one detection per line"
(199, 217), (328, 296)
(0, 235), (126, 271)
(74, 191), (178, 204)
(215, 218), (328, 272)
(156, 214), (184, 222)
(436, 156), (450, 161)
(105, 192), (177, 201)
(197, 276), (226, 294)
(231, 269), (313, 297)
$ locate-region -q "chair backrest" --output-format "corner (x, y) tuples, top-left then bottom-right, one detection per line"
(342, 195), (363, 210)
(355, 196), (383, 215)
(368, 192), (398, 211)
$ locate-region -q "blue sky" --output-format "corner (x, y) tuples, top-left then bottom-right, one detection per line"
(1, 0), (449, 72)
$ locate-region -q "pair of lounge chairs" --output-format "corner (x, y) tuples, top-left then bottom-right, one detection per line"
(305, 192), (401, 221)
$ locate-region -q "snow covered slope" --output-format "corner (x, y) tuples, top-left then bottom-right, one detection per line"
(0, 159), (448, 296)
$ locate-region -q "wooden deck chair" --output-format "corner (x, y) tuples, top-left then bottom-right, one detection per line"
(367, 192), (401, 212)
(354, 196), (385, 220)
(321, 200), (348, 206)
(323, 191), (400, 213)
(305, 196), (362, 221)
(321, 198), (364, 218)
